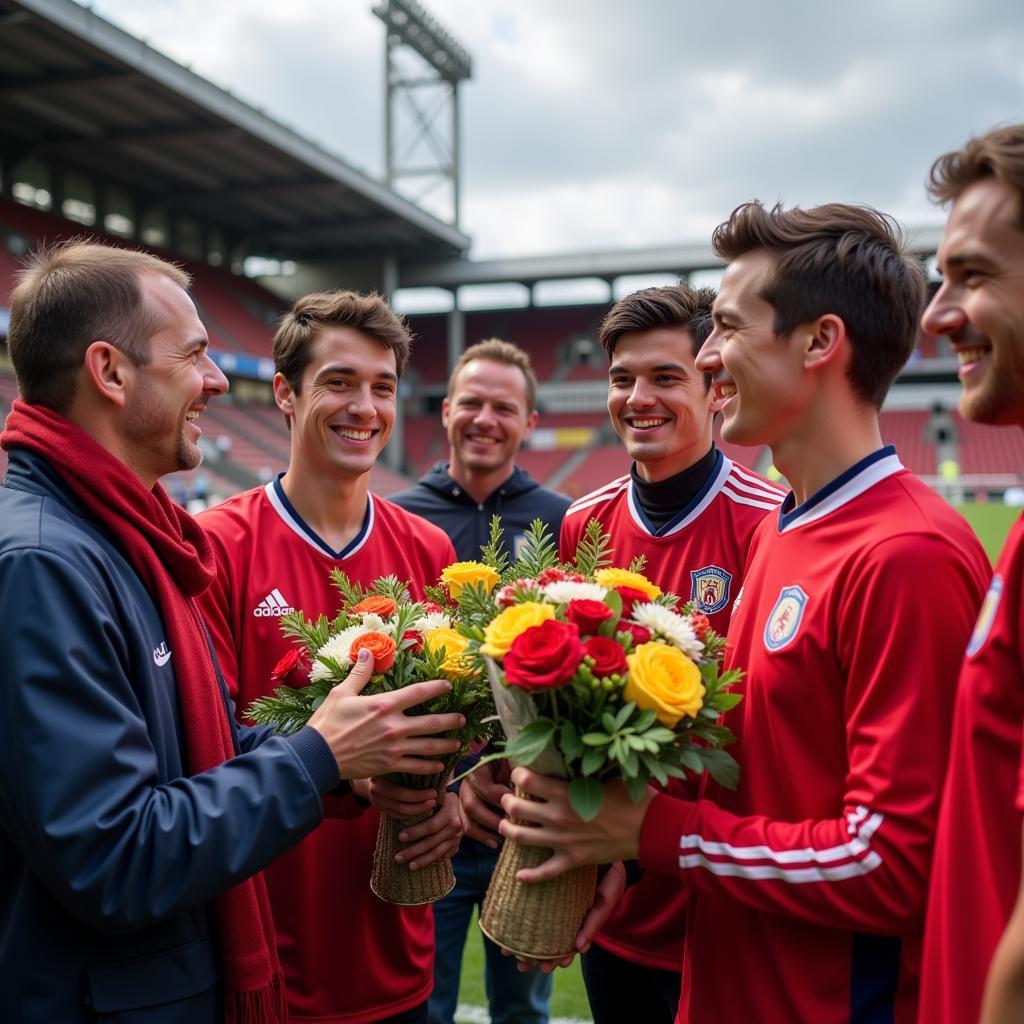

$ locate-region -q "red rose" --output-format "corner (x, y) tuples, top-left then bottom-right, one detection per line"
(504, 619), (583, 691)
(689, 612), (713, 643)
(271, 648), (302, 682)
(620, 622), (652, 647)
(566, 598), (616, 636)
(401, 629), (424, 653)
(582, 636), (628, 678)
(616, 585), (651, 619)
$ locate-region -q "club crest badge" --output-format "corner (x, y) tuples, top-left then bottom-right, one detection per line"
(691, 565), (733, 614)
(763, 585), (808, 652)
(966, 574), (1002, 657)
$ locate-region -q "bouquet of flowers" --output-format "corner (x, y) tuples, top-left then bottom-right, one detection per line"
(444, 517), (742, 958)
(246, 569), (495, 905)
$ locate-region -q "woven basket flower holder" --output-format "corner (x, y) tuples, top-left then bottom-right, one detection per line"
(370, 807), (456, 906)
(478, 789), (598, 960)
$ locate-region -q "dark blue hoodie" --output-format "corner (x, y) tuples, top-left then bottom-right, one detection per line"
(390, 461), (571, 563)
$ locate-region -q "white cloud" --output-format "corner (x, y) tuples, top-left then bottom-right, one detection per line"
(86, 0), (1024, 258)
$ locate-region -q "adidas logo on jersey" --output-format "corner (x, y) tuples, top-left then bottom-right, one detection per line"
(253, 589), (296, 617)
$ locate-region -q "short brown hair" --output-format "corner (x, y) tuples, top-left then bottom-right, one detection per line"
(598, 284), (716, 361)
(448, 338), (538, 413)
(712, 201), (925, 408)
(928, 123), (1024, 224)
(273, 290), (411, 392)
(7, 238), (190, 412)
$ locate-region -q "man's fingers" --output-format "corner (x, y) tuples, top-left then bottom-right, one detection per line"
(509, 766), (568, 802)
(389, 678), (455, 713)
(514, 850), (576, 884)
(576, 863), (626, 952)
(332, 650), (376, 696)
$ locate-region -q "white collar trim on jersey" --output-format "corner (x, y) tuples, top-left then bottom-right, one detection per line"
(777, 446), (903, 534)
(264, 476), (375, 559)
(626, 451), (734, 537)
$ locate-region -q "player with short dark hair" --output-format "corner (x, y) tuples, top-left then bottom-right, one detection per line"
(197, 290), (464, 1024)
(915, 123), (1024, 1024)
(560, 283), (783, 1024)
(499, 202), (990, 1024)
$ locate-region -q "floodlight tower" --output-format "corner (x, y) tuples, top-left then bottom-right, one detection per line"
(373, 0), (472, 227)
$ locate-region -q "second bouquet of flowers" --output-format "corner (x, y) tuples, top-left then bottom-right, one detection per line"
(445, 518), (743, 959)
(246, 569), (495, 905)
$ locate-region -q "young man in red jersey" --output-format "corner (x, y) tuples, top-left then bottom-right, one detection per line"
(499, 202), (991, 1024)
(197, 291), (464, 1024)
(912, 125), (1024, 1024)
(559, 284), (783, 1023)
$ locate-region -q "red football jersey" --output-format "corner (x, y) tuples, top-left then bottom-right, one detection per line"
(637, 448), (990, 1024)
(560, 450), (784, 971)
(197, 480), (456, 1024)
(919, 515), (1024, 1024)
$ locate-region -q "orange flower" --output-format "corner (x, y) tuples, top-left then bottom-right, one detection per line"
(349, 631), (397, 673)
(350, 595), (397, 618)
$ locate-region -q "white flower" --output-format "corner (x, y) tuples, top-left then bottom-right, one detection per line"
(542, 580), (608, 604)
(358, 612), (396, 636)
(630, 602), (704, 660)
(310, 624), (369, 682)
(412, 610), (452, 634)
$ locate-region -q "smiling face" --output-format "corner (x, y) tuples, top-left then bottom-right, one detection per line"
(121, 271), (227, 485)
(443, 357), (537, 482)
(698, 249), (809, 448)
(606, 327), (716, 481)
(275, 325), (397, 479)
(923, 177), (1024, 426)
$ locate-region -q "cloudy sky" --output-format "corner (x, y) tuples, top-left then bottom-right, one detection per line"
(89, 0), (1024, 261)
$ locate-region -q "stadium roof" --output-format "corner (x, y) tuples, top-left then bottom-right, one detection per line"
(0, 0), (470, 259)
(401, 226), (946, 290)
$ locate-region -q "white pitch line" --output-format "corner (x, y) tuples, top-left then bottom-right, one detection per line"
(454, 1004), (593, 1024)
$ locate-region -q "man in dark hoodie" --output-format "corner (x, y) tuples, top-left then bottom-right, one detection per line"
(391, 337), (569, 1024)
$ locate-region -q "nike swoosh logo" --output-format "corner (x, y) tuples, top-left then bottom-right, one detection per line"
(153, 650), (172, 667)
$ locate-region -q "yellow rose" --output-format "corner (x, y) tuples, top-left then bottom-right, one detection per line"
(624, 642), (705, 727)
(441, 561), (501, 599)
(424, 626), (476, 678)
(595, 568), (662, 600)
(479, 602), (555, 659)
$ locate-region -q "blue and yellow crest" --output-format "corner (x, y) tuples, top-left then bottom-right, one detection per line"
(967, 573), (1002, 657)
(690, 565), (733, 614)
(763, 585), (808, 652)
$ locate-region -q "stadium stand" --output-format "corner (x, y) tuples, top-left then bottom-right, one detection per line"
(880, 410), (935, 476)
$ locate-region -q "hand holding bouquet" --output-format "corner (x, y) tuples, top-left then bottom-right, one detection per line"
(246, 569), (495, 904)
(442, 517), (742, 957)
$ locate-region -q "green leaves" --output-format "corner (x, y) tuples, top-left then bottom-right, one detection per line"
(568, 777), (604, 821)
(504, 719), (556, 766)
(509, 519), (560, 581)
(573, 518), (613, 578)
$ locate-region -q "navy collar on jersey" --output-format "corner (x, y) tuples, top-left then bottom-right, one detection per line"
(627, 447), (732, 537)
(264, 474), (375, 559)
(777, 445), (903, 534)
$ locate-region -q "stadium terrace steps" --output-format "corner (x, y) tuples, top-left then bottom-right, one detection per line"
(879, 410), (935, 475)
(0, 197), (283, 360)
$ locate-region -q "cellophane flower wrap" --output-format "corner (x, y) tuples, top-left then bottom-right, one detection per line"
(245, 569), (496, 904)
(450, 517), (743, 823)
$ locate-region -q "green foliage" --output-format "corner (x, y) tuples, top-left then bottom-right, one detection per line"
(627, 553), (647, 575)
(506, 518), (559, 581)
(572, 517), (614, 578)
(479, 515), (511, 577)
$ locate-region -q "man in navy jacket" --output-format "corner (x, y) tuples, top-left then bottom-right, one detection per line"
(0, 239), (464, 1023)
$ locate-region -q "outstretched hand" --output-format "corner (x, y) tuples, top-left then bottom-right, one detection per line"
(308, 649), (464, 780)
(498, 767), (653, 882)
